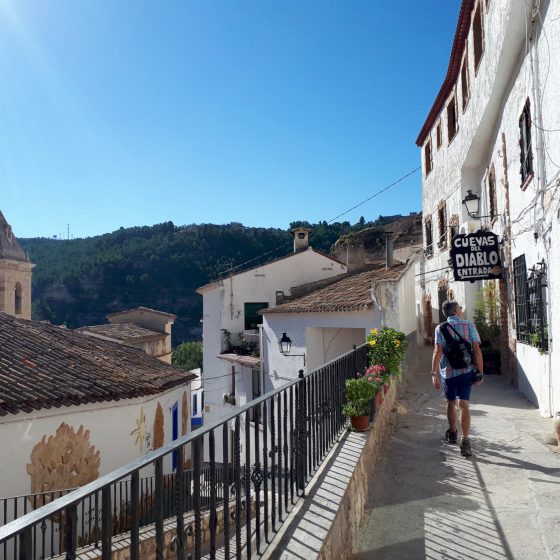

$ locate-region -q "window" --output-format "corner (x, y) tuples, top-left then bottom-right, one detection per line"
(519, 99), (534, 187)
(437, 201), (447, 249)
(14, 283), (22, 315)
(487, 165), (498, 222)
(461, 55), (470, 111)
(447, 94), (458, 142)
(436, 120), (442, 149)
(193, 393), (198, 416)
(473, 2), (484, 72)
(449, 214), (459, 246)
(424, 216), (433, 257)
(244, 302), (268, 330)
(513, 255), (548, 351)
(424, 138), (433, 176)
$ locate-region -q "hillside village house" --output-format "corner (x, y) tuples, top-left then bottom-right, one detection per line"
(196, 228), (347, 432)
(77, 306), (177, 363)
(261, 257), (419, 388)
(417, 0), (560, 415)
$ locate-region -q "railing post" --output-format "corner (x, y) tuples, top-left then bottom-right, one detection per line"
(19, 527), (32, 560)
(296, 370), (307, 495)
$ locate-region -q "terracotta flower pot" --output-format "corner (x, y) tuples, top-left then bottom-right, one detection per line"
(351, 415), (370, 432)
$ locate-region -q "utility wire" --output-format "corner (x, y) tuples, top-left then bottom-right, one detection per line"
(218, 165), (421, 278)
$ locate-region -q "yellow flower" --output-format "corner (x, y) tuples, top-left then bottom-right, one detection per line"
(369, 340), (376, 347)
(394, 340), (400, 347)
(370, 328), (378, 335)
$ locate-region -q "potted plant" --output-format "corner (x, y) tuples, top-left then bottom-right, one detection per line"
(223, 392), (236, 406)
(473, 285), (502, 374)
(367, 327), (407, 378)
(343, 377), (376, 431)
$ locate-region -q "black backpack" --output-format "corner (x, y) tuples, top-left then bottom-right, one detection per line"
(440, 322), (474, 369)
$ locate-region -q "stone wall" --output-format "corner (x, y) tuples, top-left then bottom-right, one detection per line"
(317, 378), (399, 560)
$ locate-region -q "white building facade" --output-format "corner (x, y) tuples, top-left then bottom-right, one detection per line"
(417, 0), (560, 415)
(196, 230), (347, 426)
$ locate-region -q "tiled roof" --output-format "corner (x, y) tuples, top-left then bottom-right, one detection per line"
(0, 313), (194, 416)
(196, 248), (346, 293)
(0, 211), (29, 263)
(262, 261), (407, 314)
(106, 307), (177, 320)
(218, 354), (261, 368)
(416, 0), (474, 146)
(76, 323), (165, 342)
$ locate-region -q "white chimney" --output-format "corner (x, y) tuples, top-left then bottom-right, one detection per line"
(291, 227), (311, 253)
(385, 232), (394, 269)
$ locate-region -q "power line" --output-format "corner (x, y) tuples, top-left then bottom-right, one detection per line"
(218, 166), (421, 278)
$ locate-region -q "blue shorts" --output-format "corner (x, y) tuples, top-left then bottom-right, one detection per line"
(443, 373), (472, 401)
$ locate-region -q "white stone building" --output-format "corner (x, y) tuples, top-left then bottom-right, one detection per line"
(196, 228), (347, 428)
(416, 0), (560, 415)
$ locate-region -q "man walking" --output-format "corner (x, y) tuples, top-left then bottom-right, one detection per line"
(432, 300), (484, 457)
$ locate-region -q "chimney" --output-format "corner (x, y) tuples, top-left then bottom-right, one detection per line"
(291, 227), (311, 253)
(385, 232), (394, 269)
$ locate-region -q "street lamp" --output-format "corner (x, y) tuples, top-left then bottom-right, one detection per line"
(278, 332), (292, 354)
(462, 189), (481, 218)
(278, 332), (306, 366)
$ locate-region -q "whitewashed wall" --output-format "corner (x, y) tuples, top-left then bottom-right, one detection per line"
(0, 383), (191, 502)
(418, 0), (560, 415)
(262, 310), (378, 387)
(200, 249), (347, 428)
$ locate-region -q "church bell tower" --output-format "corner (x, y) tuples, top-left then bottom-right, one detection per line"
(0, 211), (34, 319)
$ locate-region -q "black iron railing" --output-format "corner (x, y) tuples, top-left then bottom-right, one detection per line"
(0, 343), (369, 560)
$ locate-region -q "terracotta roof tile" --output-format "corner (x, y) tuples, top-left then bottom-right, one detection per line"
(0, 313), (194, 416)
(76, 323), (165, 342)
(262, 261), (406, 314)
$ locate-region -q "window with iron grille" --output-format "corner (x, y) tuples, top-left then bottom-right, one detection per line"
(437, 201), (447, 249)
(424, 138), (433, 176)
(513, 255), (548, 350)
(519, 99), (534, 187)
(424, 216), (433, 257)
(447, 94), (458, 142)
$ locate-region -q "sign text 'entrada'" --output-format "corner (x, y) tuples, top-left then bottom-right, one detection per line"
(450, 232), (502, 281)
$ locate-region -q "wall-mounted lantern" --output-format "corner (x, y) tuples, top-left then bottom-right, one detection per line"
(462, 189), (481, 218)
(278, 332), (306, 366)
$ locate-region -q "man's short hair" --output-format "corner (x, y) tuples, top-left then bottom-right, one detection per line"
(442, 300), (460, 318)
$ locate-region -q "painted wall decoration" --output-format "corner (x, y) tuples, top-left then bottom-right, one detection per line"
(130, 406), (147, 452)
(26, 423), (100, 507)
(152, 402), (164, 450)
(181, 391), (188, 436)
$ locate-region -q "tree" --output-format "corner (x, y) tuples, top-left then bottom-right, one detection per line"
(172, 341), (203, 371)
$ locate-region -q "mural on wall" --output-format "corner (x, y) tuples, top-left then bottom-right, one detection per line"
(152, 402), (164, 449)
(181, 391), (188, 436)
(26, 423), (100, 507)
(130, 406), (150, 452)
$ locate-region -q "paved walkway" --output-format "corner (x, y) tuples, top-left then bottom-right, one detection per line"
(354, 371), (560, 560)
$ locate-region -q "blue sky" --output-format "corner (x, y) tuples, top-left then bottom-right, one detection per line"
(0, 0), (461, 239)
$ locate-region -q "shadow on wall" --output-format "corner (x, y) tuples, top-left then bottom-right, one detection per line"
(515, 361), (539, 408)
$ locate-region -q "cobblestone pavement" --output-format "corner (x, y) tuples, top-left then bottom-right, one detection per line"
(354, 371), (560, 560)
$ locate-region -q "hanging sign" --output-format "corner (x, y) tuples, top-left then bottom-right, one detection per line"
(450, 232), (502, 281)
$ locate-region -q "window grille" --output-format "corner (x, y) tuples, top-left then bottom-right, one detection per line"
(424, 217), (433, 257)
(513, 255), (548, 350)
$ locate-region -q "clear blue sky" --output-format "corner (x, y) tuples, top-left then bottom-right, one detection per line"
(0, 0), (460, 239)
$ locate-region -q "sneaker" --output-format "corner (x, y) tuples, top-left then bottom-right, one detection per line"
(460, 437), (472, 457)
(445, 429), (458, 444)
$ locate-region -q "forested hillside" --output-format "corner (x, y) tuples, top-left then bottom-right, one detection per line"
(20, 216), (407, 345)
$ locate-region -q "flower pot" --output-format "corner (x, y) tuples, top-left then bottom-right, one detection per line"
(553, 412), (560, 447)
(351, 415), (370, 432)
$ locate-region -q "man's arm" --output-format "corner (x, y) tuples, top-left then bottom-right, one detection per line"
(432, 344), (443, 389)
(473, 342), (484, 374)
